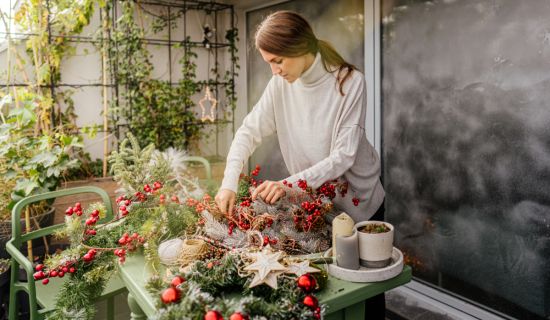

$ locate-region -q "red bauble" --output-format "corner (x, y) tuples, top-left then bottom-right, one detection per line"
(297, 274), (317, 293)
(229, 312), (248, 320)
(303, 295), (319, 309)
(204, 310), (223, 320)
(170, 275), (185, 288)
(160, 287), (181, 304)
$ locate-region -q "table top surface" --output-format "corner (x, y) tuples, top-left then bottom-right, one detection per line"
(118, 254), (412, 317)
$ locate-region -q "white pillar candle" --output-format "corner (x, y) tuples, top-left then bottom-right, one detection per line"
(335, 231), (360, 270)
(332, 212), (355, 259)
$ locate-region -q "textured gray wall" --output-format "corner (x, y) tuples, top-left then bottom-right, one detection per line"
(383, 0), (550, 318)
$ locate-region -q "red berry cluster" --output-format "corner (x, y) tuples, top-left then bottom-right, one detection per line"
(85, 209), (100, 227)
(297, 273), (321, 319)
(262, 235), (278, 246)
(282, 180), (293, 188)
(33, 262), (77, 285)
(239, 197), (252, 207)
(116, 196), (133, 216)
(116, 232), (145, 263)
(65, 202), (83, 216)
(84, 208), (101, 236)
(297, 179), (308, 190)
(144, 181), (163, 193)
(316, 181), (338, 200)
(293, 199), (324, 232)
(248, 165), (262, 187)
(251, 164), (260, 176)
(83, 248), (97, 262)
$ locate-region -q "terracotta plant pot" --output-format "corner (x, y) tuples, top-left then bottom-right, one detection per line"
(355, 221), (394, 268)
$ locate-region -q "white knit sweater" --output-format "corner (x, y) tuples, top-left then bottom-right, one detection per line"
(221, 53), (385, 222)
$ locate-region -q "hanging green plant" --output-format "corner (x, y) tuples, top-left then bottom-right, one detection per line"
(105, 1), (204, 151)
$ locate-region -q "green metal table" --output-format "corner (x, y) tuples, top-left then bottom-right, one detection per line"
(118, 254), (412, 320)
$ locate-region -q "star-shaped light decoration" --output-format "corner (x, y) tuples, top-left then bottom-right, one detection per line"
(243, 246), (287, 289)
(285, 260), (321, 277)
(199, 86), (217, 122)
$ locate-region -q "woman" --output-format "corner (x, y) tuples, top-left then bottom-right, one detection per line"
(216, 10), (386, 318)
(216, 10), (384, 223)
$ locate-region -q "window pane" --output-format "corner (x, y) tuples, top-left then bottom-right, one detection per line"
(382, 1), (550, 319)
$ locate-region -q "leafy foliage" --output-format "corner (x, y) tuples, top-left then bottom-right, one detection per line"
(0, 89), (82, 209)
(105, 1), (204, 151)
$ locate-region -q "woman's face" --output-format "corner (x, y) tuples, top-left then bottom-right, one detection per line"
(259, 49), (314, 83)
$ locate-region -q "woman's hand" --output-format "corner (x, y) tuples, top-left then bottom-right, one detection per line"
(251, 180), (287, 204)
(215, 189), (236, 214)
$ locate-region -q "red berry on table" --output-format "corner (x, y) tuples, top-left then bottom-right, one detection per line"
(303, 295), (319, 309)
(50, 270), (58, 277)
(62, 267), (68, 273)
(35, 264), (44, 271)
(69, 267), (76, 273)
(74, 202), (81, 209)
(65, 207), (74, 216)
(58, 271), (64, 278)
(170, 275), (185, 288)
(42, 278), (49, 285)
(204, 310), (223, 320)
(160, 287), (181, 304)
(33, 271), (44, 280)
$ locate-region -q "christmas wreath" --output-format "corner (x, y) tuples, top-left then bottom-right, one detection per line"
(146, 252), (328, 320)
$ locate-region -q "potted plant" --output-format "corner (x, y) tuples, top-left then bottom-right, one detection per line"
(355, 221), (394, 268)
(0, 90), (82, 258)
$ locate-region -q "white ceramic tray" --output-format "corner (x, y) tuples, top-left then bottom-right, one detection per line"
(326, 247), (404, 283)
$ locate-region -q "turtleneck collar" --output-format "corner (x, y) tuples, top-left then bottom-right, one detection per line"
(297, 52), (328, 86)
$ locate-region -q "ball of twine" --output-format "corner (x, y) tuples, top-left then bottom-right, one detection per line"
(158, 238), (184, 265)
(177, 238), (208, 267)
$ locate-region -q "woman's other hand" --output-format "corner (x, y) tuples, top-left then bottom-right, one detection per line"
(215, 189), (236, 214)
(251, 180), (287, 204)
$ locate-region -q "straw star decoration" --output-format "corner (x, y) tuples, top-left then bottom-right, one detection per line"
(199, 86), (217, 122)
(244, 246), (287, 289)
(285, 260), (320, 277)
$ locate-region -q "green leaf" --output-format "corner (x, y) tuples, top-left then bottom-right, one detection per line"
(29, 152), (57, 167)
(8, 104), (36, 125)
(15, 180), (39, 196)
(0, 94), (12, 107)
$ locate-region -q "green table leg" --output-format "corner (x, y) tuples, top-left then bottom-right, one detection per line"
(345, 301), (365, 319)
(128, 293), (147, 320)
(106, 296), (115, 320)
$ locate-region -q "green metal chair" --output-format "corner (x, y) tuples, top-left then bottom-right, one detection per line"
(183, 156), (219, 191)
(6, 186), (126, 320)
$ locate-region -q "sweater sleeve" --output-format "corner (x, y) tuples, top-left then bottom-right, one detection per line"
(285, 77), (366, 189)
(220, 77), (277, 193)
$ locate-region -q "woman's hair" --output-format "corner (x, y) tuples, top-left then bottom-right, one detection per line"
(255, 10), (357, 96)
